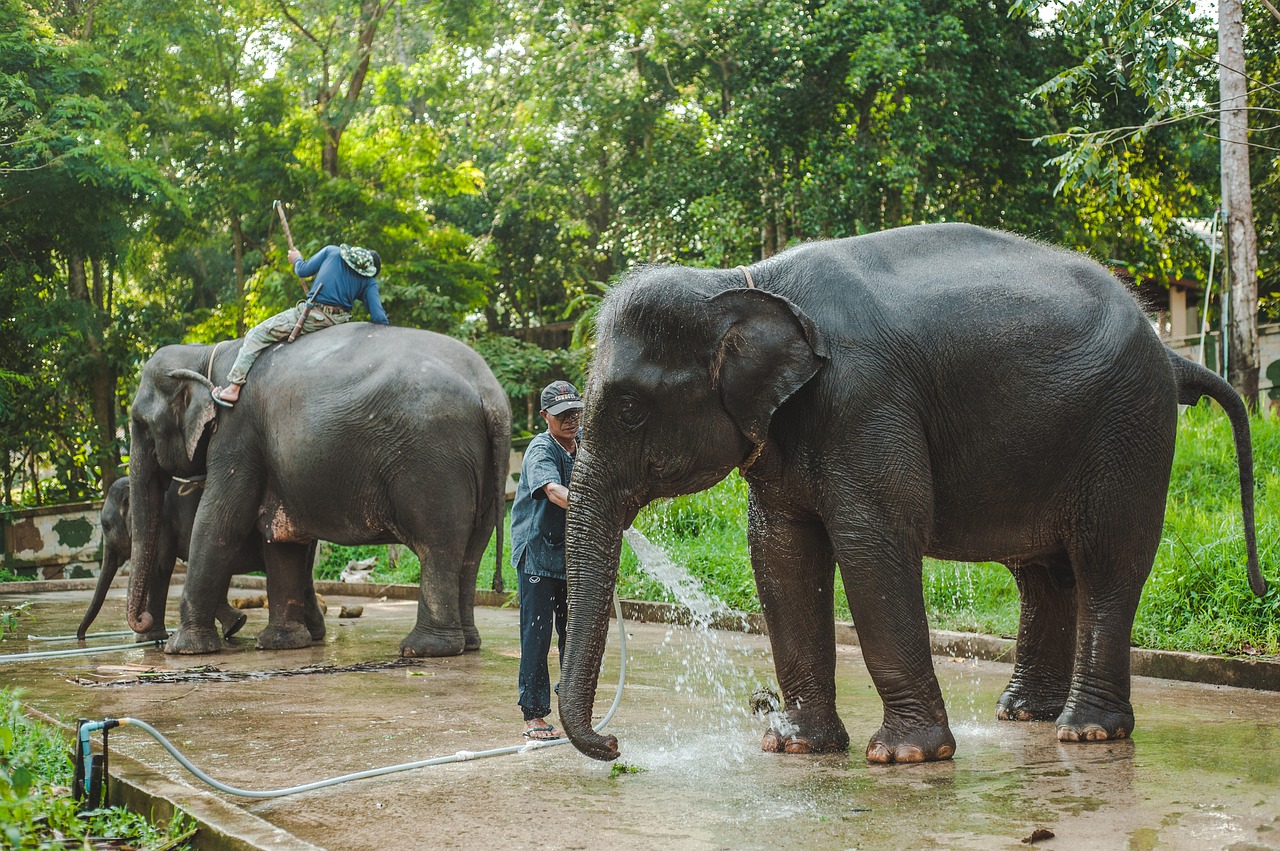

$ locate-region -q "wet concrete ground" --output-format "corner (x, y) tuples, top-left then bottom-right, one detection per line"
(2, 586), (1278, 850)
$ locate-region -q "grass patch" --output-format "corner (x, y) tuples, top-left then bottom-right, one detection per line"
(0, 687), (195, 849)
(317, 404), (1279, 657)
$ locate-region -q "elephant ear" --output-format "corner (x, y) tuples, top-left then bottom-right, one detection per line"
(167, 369), (217, 463)
(708, 288), (828, 444)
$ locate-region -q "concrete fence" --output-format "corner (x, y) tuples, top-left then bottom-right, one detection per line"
(1, 499), (104, 579)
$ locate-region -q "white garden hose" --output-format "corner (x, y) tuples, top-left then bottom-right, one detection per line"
(1, 639), (163, 662)
(75, 594), (628, 801)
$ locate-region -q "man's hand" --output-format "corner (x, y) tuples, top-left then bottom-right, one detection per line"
(543, 482), (570, 509)
(288, 248), (302, 264)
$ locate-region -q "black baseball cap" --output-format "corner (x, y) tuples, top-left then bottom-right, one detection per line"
(541, 380), (584, 416)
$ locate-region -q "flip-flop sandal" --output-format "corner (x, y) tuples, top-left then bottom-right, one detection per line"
(522, 725), (561, 740)
(210, 387), (235, 408)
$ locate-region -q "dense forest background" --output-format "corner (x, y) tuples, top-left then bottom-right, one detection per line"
(2, 0), (1278, 505)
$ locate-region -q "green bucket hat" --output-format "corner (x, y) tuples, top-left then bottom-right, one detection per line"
(339, 243), (379, 277)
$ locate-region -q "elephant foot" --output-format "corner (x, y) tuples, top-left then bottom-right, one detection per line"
(1055, 701), (1134, 742)
(134, 629), (169, 644)
(399, 628), (465, 658)
(255, 623), (315, 651)
(164, 627), (223, 655)
(217, 609), (248, 640)
(463, 627), (481, 652)
(996, 686), (1066, 723)
(760, 707), (849, 755)
(865, 722), (956, 764)
(305, 617), (327, 641)
(760, 729), (847, 754)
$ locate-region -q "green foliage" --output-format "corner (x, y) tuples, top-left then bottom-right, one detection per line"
(0, 689), (195, 849)
(7, 0), (1276, 509)
(1135, 404), (1280, 654)
(0, 602), (31, 639)
(609, 762), (646, 777)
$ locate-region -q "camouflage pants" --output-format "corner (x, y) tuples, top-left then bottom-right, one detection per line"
(226, 302), (349, 385)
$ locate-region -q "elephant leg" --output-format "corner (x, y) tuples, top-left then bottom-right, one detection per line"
(457, 510), (496, 652)
(167, 482), (255, 654)
(400, 533), (466, 658)
(1055, 517), (1158, 742)
(747, 497), (848, 755)
(301, 543), (326, 640)
(830, 506), (954, 764)
(256, 542), (319, 651)
(168, 558), (232, 654)
(216, 601), (248, 639)
(997, 555), (1076, 722)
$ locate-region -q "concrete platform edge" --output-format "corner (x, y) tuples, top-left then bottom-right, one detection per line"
(22, 706), (324, 851)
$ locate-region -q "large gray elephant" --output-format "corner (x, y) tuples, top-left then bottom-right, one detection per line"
(558, 222), (1265, 765)
(76, 476), (291, 642)
(127, 322), (510, 656)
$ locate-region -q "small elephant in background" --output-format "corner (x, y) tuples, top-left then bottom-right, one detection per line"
(77, 477), (319, 642)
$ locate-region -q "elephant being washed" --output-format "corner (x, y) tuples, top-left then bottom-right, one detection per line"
(77, 476), (304, 643)
(127, 322), (510, 656)
(558, 222), (1266, 765)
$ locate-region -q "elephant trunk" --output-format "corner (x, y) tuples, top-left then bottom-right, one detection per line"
(125, 434), (167, 634)
(559, 452), (630, 761)
(78, 544), (122, 640)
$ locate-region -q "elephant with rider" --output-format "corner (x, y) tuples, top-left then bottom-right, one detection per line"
(126, 322), (510, 656)
(556, 222), (1265, 765)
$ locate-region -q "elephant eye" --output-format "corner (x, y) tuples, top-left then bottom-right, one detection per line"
(616, 396), (646, 428)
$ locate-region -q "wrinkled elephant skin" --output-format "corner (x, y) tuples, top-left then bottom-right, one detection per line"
(125, 323), (509, 657)
(557, 222), (1264, 766)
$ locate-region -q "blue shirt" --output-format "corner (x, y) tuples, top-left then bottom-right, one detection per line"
(510, 430), (577, 579)
(293, 245), (389, 324)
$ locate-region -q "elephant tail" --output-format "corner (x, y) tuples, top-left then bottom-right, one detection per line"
(1167, 350), (1266, 596)
(484, 392), (510, 594)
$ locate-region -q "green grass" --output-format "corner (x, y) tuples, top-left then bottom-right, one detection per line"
(0, 687), (196, 849)
(318, 403), (1280, 657)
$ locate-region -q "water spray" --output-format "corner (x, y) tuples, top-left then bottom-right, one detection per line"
(72, 595), (629, 808)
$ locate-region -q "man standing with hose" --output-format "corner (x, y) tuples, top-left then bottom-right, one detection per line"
(211, 241), (388, 408)
(511, 380), (584, 740)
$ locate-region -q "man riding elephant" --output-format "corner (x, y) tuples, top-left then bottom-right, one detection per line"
(212, 243), (386, 408)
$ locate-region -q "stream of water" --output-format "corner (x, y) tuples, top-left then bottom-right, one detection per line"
(620, 527), (777, 773)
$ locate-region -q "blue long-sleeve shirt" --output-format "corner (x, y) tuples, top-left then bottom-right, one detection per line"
(293, 245), (389, 324)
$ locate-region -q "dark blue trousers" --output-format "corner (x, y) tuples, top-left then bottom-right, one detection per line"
(517, 564), (568, 721)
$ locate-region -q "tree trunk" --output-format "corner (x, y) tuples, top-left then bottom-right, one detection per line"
(1220, 0), (1260, 407)
(90, 257), (119, 486)
(231, 213), (247, 336)
(69, 250), (120, 487)
(316, 0), (388, 178)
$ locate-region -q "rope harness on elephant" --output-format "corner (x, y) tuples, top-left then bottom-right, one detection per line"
(739, 440), (766, 474)
(735, 265), (756, 289)
(204, 340), (229, 384)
